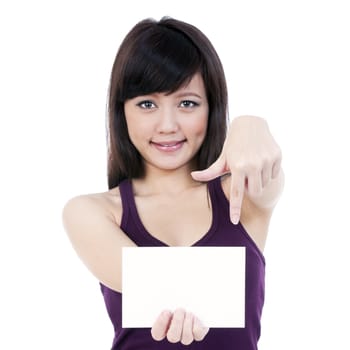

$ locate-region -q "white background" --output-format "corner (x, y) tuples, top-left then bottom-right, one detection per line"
(1, 0), (349, 348)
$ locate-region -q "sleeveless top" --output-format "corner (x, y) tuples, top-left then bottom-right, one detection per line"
(100, 177), (265, 350)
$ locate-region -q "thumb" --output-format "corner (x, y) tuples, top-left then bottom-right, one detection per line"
(191, 156), (228, 182)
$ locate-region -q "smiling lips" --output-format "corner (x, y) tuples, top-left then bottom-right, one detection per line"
(151, 140), (185, 152)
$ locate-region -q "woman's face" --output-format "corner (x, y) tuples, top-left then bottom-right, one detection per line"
(124, 73), (209, 174)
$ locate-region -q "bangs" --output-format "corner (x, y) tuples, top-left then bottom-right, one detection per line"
(118, 25), (202, 101)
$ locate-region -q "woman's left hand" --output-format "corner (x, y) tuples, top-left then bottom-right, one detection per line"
(191, 115), (282, 224)
(151, 309), (209, 345)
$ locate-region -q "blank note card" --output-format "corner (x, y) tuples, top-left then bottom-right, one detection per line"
(122, 246), (246, 328)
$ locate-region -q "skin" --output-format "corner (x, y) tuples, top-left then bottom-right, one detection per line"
(62, 73), (284, 346)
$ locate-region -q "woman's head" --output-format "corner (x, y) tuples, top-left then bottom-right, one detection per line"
(107, 17), (228, 189)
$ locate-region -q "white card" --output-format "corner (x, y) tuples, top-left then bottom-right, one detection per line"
(122, 246), (246, 328)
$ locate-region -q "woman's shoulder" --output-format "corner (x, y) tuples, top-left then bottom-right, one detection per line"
(61, 186), (135, 291)
(62, 186), (123, 226)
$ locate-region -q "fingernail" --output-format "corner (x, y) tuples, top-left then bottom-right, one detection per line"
(231, 214), (239, 225)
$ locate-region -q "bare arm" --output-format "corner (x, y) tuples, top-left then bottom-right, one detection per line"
(62, 194), (136, 292)
(63, 195), (209, 344)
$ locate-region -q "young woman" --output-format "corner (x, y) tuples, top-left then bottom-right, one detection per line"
(62, 17), (284, 349)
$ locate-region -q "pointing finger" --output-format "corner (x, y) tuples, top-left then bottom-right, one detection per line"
(230, 172), (245, 225)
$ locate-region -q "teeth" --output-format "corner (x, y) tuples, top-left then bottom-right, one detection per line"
(152, 141), (182, 147)
(159, 143), (177, 147)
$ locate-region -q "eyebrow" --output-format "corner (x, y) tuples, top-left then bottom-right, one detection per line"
(174, 92), (203, 99)
(136, 91), (203, 99)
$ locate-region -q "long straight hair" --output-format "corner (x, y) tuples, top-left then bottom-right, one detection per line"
(106, 17), (228, 189)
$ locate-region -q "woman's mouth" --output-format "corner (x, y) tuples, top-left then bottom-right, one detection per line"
(151, 140), (185, 152)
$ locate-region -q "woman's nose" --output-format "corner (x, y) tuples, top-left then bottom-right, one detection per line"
(156, 108), (179, 133)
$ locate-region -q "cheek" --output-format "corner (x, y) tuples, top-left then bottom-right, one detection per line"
(126, 120), (143, 148)
(124, 105), (146, 141)
(125, 119), (136, 141)
(190, 115), (208, 137)
(125, 113), (147, 141)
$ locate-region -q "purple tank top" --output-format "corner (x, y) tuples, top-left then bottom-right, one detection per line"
(100, 177), (265, 349)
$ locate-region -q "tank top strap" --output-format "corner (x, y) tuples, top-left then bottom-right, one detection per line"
(117, 179), (166, 246)
(118, 179), (133, 234)
(207, 176), (230, 219)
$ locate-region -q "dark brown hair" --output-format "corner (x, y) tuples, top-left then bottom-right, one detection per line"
(107, 17), (228, 189)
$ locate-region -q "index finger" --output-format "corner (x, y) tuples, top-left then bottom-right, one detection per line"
(229, 172), (245, 225)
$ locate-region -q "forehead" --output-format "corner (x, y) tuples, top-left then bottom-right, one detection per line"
(165, 73), (206, 98)
(179, 73), (205, 92)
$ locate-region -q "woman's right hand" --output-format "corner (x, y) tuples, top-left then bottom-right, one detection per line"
(151, 308), (209, 345)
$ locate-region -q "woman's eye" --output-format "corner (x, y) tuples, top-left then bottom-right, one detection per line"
(180, 100), (199, 108)
(137, 100), (155, 109)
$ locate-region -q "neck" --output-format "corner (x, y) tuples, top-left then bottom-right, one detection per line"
(133, 166), (202, 196)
